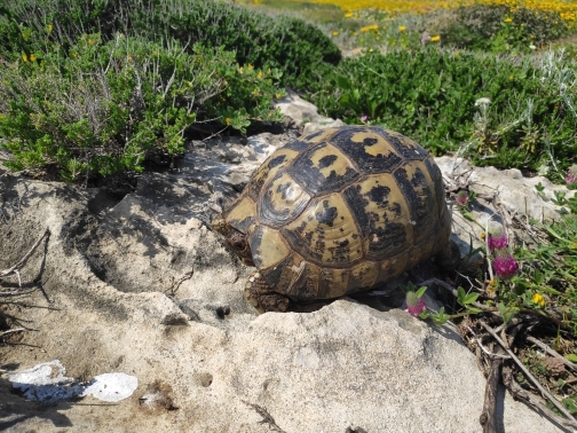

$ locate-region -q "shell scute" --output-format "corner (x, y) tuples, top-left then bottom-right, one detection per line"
(286, 143), (360, 197)
(258, 171), (311, 228)
(329, 127), (405, 174)
(281, 192), (364, 267)
(392, 160), (438, 245)
(342, 174), (412, 261)
(245, 147), (300, 201)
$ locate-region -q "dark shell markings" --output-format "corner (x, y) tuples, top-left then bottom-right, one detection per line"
(214, 125), (453, 312)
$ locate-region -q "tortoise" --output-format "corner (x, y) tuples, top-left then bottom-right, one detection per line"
(212, 125), (456, 312)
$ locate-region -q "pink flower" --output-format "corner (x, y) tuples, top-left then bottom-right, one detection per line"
(487, 232), (508, 253)
(455, 190), (469, 206)
(406, 291), (426, 316)
(360, 115), (368, 122)
(421, 32), (431, 45)
(566, 164), (577, 185)
(493, 254), (518, 280)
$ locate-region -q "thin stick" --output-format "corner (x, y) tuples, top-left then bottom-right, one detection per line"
(465, 325), (510, 359)
(526, 335), (577, 374)
(1, 327), (26, 337)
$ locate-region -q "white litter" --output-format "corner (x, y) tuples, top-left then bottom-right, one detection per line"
(81, 373), (138, 402)
(9, 360), (138, 403)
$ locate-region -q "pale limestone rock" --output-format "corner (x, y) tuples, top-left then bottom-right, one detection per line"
(0, 168), (567, 432)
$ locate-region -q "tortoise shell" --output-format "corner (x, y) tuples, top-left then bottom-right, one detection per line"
(221, 125), (452, 302)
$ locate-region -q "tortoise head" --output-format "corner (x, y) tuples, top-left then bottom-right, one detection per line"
(212, 215), (255, 267)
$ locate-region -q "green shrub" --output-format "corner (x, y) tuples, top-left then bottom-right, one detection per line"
(303, 48), (576, 178)
(436, 5), (570, 53)
(0, 0), (341, 87)
(0, 34), (284, 183)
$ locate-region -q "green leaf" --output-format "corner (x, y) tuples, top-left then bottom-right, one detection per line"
(336, 75), (352, 91)
(463, 292), (480, 305)
(416, 286), (427, 297)
(431, 306), (451, 326)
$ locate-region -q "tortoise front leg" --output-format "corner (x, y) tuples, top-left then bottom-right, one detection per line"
(245, 271), (290, 313)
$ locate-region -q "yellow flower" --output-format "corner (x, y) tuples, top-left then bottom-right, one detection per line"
(504, 17), (513, 23)
(344, 12), (353, 18)
(332, 31), (339, 36)
(431, 35), (441, 42)
(21, 53), (28, 62)
(247, 64), (253, 71)
(225, 117), (232, 126)
(486, 279), (497, 295)
(45, 24), (53, 33)
(509, 74), (514, 80)
(398, 25), (407, 32)
(257, 71), (264, 79)
(29, 54), (36, 62)
(238, 66), (244, 74)
(88, 38), (94, 46)
(360, 24), (379, 32)
(532, 293), (546, 307)
(480, 232), (486, 240)
(252, 88), (259, 96)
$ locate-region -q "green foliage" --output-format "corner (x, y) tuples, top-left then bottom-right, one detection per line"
(438, 5), (571, 53)
(302, 48), (576, 177)
(0, 34), (283, 182)
(0, 0), (341, 87)
(511, 213), (577, 336)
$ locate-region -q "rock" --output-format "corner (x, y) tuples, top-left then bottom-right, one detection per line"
(275, 89), (344, 130)
(0, 105), (571, 431)
(437, 156), (575, 254)
(0, 162), (567, 433)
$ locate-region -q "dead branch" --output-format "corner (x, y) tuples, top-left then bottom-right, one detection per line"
(479, 355), (503, 433)
(0, 228), (50, 288)
(1, 327), (26, 337)
(165, 267), (194, 296)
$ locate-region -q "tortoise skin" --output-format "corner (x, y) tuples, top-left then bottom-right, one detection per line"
(221, 126), (452, 302)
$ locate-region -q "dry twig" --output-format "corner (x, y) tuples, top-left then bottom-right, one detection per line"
(479, 354), (503, 433)
(0, 228), (50, 288)
(526, 335), (577, 374)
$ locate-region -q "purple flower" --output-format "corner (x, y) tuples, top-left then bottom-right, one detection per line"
(455, 190), (469, 206)
(487, 232), (508, 253)
(493, 254), (518, 280)
(360, 115), (368, 123)
(406, 291), (426, 316)
(566, 164), (577, 185)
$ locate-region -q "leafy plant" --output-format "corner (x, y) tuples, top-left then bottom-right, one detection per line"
(0, 0), (341, 87)
(0, 34), (283, 183)
(435, 5), (570, 53)
(301, 47), (576, 178)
